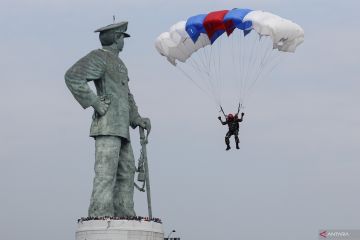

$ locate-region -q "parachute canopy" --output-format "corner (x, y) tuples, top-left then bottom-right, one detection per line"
(155, 8), (304, 111)
(155, 8), (304, 66)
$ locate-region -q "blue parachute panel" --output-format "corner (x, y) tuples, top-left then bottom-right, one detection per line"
(185, 14), (207, 43)
(209, 30), (225, 44)
(223, 8), (253, 36)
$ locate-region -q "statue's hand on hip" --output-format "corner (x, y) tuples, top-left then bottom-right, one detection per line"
(92, 97), (109, 116)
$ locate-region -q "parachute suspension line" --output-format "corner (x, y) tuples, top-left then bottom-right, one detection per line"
(199, 36), (212, 75)
(248, 37), (280, 95)
(210, 41), (219, 105)
(245, 43), (285, 102)
(236, 32), (243, 105)
(235, 31), (244, 106)
(231, 31), (243, 109)
(187, 57), (220, 105)
(200, 39), (222, 104)
(232, 30), (241, 105)
(205, 42), (219, 104)
(243, 32), (253, 99)
(243, 37), (266, 101)
(217, 35), (224, 106)
(186, 51), (204, 74)
(246, 33), (264, 94)
(231, 32), (237, 95)
(243, 34), (266, 97)
(192, 39), (221, 105)
(219, 105), (226, 117)
(231, 31), (235, 73)
(247, 43), (275, 94)
(238, 31), (246, 106)
(191, 38), (211, 77)
(189, 36), (228, 104)
(176, 64), (217, 104)
(240, 31), (255, 104)
(242, 31), (254, 103)
(206, 41), (222, 106)
(177, 64), (208, 95)
(248, 52), (284, 96)
(210, 38), (222, 106)
(173, 39), (219, 102)
(185, 56), (212, 95)
(239, 32), (280, 105)
(207, 39), (213, 73)
(236, 102), (245, 115)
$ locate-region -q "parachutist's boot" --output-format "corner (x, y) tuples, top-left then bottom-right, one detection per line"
(225, 137), (231, 151)
(226, 144), (231, 151)
(235, 136), (240, 149)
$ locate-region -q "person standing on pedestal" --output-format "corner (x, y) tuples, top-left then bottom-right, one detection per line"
(65, 21), (151, 217)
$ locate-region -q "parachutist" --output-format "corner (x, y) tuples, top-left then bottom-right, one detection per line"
(218, 112), (244, 150)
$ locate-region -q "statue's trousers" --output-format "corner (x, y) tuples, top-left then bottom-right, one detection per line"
(88, 136), (136, 217)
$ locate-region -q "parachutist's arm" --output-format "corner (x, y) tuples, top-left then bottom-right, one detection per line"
(218, 116), (227, 125)
(236, 112), (245, 122)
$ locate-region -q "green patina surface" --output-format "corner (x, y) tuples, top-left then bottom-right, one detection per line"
(65, 21), (150, 217)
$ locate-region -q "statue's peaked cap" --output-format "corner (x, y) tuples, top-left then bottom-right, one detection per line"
(94, 21), (130, 37)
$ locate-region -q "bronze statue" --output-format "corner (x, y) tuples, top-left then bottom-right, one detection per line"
(65, 21), (150, 217)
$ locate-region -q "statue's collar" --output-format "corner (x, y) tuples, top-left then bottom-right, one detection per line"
(100, 47), (119, 56)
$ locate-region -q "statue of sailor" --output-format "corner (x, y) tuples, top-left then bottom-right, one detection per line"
(65, 21), (151, 217)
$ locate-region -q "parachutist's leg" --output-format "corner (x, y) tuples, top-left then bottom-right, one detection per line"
(235, 134), (240, 149)
(225, 131), (231, 151)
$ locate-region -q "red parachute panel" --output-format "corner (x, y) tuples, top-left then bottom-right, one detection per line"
(203, 10), (235, 42)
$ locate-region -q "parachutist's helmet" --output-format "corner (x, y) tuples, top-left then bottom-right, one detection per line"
(227, 114), (234, 121)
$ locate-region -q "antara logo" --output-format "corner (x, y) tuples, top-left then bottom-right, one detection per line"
(328, 232), (350, 237)
(320, 230), (351, 238)
(320, 231), (328, 238)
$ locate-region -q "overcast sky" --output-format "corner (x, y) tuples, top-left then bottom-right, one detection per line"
(1, 1), (359, 240)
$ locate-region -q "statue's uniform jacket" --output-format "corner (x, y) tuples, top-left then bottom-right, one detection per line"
(65, 49), (141, 140)
(65, 48), (141, 217)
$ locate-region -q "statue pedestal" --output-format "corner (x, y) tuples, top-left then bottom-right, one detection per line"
(76, 219), (164, 240)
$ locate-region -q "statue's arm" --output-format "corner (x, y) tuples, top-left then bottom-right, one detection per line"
(128, 82), (142, 129)
(128, 80), (151, 132)
(64, 50), (105, 109)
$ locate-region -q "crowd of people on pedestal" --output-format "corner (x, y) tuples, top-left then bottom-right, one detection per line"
(77, 216), (162, 224)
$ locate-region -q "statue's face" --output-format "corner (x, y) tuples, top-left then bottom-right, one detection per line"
(116, 33), (125, 51)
